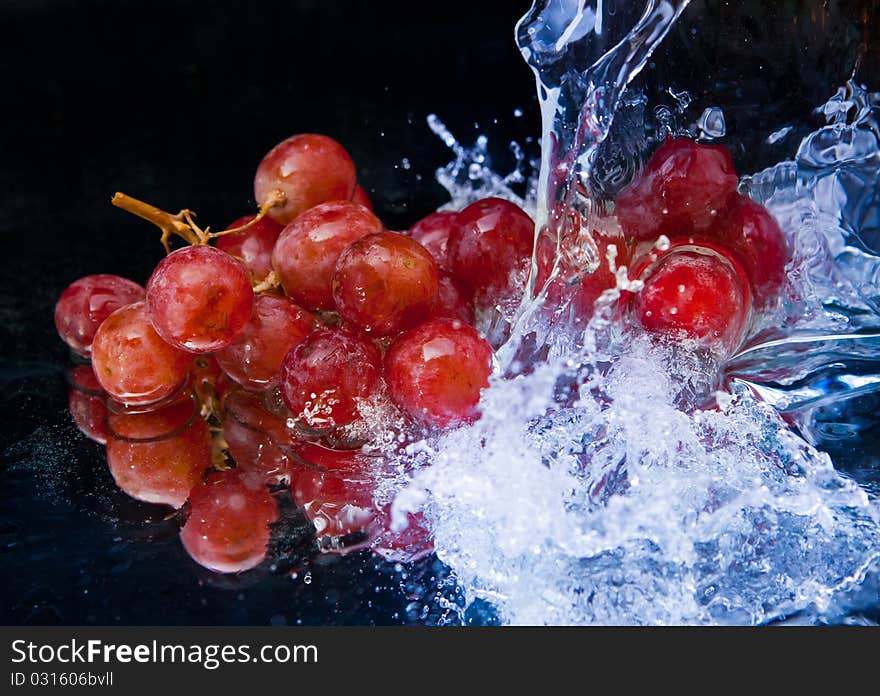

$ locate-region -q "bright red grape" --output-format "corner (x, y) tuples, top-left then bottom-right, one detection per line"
(272, 200), (383, 311)
(216, 294), (315, 391)
(91, 301), (193, 406)
(254, 133), (357, 225)
(279, 328), (381, 429)
(448, 197), (535, 309)
(716, 194), (789, 308)
(146, 245), (254, 353)
(408, 211), (458, 272)
(384, 318), (493, 428)
(630, 247), (751, 352)
(615, 137), (739, 242)
(180, 469), (279, 573)
(213, 214), (283, 283)
(332, 231), (440, 336)
(105, 398), (210, 508)
(54, 274), (145, 357)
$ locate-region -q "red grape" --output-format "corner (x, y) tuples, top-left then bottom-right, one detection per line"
(716, 194), (789, 308)
(180, 469), (279, 573)
(332, 231), (440, 336)
(384, 318), (493, 428)
(54, 275), (145, 357)
(279, 327), (381, 429)
(213, 214), (283, 283)
(216, 294), (315, 391)
(630, 246), (751, 352)
(351, 185), (373, 210)
(105, 398), (210, 508)
(408, 210), (458, 272)
(68, 365), (109, 444)
(146, 245), (254, 353)
(448, 197), (535, 309)
(434, 273), (475, 324)
(272, 200), (383, 310)
(91, 301), (193, 406)
(254, 133), (357, 225)
(615, 137), (739, 242)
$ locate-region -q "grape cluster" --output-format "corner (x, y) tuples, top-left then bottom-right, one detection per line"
(56, 133), (787, 574)
(56, 134), (534, 572)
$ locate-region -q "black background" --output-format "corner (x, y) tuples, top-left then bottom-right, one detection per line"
(0, 0), (877, 625)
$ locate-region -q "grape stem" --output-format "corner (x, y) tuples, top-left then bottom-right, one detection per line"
(252, 270), (281, 294)
(111, 189), (287, 254)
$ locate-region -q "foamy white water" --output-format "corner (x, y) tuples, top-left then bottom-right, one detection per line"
(386, 1), (880, 625)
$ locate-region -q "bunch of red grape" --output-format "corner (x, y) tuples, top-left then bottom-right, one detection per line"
(56, 133), (788, 574)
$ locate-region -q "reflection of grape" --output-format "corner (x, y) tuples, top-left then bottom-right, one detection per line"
(180, 470), (279, 574)
(67, 365), (109, 444)
(222, 389), (298, 485)
(105, 399), (210, 508)
(290, 448), (378, 542)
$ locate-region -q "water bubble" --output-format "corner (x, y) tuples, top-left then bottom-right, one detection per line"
(696, 107), (726, 139)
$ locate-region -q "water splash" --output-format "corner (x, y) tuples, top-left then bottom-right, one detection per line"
(390, 0), (880, 625)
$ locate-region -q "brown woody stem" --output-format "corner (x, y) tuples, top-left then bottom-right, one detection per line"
(111, 192), (201, 251)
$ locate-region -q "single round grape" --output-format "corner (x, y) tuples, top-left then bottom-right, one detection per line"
(448, 197), (535, 309)
(631, 247), (751, 352)
(272, 200), (383, 310)
(146, 245), (254, 353)
(716, 195), (789, 308)
(384, 318), (493, 428)
(105, 399), (210, 508)
(434, 273), (476, 324)
(91, 301), (193, 406)
(351, 184), (373, 210)
(180, 469), (279, 574)
(254, 133), (357, 225)
(68, 365), (109, 444)
(408, 210), (459, 271)
(615, 137), (739, 242)
(332, 231), (440, 336)
(279, 327), (381, 429)
(54, 274), (145, 357)
(216, 294), (315, 391)
(214, 214), (283, 282)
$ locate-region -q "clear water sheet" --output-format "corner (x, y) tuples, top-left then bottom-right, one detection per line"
(381, 1), (880, 625)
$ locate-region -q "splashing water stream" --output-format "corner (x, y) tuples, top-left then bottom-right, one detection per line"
(385, 1), (880, 625)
